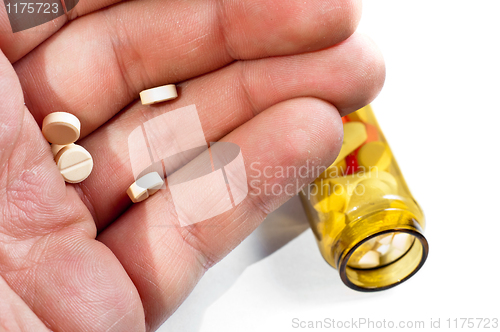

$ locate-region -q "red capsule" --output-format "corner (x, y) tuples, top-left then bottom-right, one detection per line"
(344, 153), (359, 175)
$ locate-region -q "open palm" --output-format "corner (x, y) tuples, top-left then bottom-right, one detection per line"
(0, 0), (384, 330)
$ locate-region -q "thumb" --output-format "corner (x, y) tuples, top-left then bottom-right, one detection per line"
(0, 51), (24, 172)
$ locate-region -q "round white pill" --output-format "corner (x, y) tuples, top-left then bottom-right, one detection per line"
(42, 112), (81, 145)
(140, 84), (178, 105)
(54, 144), (93, 184)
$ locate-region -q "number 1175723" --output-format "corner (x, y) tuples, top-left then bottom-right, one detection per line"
(446, 318), (499, 329)
(5, 2), (59, 14)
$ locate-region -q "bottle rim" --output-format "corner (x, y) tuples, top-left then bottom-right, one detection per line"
(338, 226), (429, 292)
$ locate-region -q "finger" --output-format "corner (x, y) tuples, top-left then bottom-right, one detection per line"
(0, 0), (124, 62)
(0, 51), (24, 175)
(14, 0), (361, 136)
(0, 54), (43, 332)
(0, 275), (50, 331)
(0, 13), (66, 63)
(76, 33), (384, 230)
(98, 97), (343, 330)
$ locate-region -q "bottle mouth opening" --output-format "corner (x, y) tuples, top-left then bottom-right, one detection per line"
(339, 229), (429, 292)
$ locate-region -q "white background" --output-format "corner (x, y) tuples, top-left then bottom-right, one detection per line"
(159, 1), (500, 331)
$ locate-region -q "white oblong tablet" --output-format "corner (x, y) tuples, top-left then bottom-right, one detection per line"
(42, 112), (81, 145)
(140, 84), (178, 105)
(55, 144), (93, 184)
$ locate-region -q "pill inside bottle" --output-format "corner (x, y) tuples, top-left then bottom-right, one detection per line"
(347, 232), (416, 269)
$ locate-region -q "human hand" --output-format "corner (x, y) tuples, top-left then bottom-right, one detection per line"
(0, 0), (384, 330)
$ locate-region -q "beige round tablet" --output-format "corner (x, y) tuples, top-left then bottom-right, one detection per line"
(51, 143), (75, 157)
(42, 112), (81, 145)
(54, 144), (93, 184)
(140, 84), (178, 105)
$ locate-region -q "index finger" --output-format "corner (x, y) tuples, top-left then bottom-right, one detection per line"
(0, 0), (123, 62)
(14, 0), (361, 137)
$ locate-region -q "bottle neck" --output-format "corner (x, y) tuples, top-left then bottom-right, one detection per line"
(334, 209), (429, 291)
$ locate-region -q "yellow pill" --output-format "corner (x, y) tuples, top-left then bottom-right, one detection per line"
(332, 122), (367, 165)
(317, 158), (346, 180)
(326, 170), (396, 196)
(317, 211), (346, 246)
(347, 106), (370, 123)
(355, 178), (394, 199)
(311, 180), (347, 213)
(357, 141), (392, 172)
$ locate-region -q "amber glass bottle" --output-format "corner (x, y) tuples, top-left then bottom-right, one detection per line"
(300, 105), (428, 291)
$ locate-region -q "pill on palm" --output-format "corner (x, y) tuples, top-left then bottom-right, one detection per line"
(127, 172), (165, 203)
(357, 141), (391, 171)
(54, 144), (93, 183)
(140, 84), (178, 105)
(42, 112), (81, 145)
